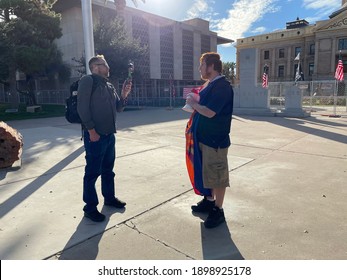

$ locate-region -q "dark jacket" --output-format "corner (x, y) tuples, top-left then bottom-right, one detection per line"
(77, 74), (126, 135)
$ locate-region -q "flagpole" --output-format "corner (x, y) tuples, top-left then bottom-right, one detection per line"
(333, 79), (337, 116)
(330, 50), (344, 117)
(81, 0), (94, 74)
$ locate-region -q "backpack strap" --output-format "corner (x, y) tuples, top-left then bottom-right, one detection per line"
(90, 74), (99, 94)
(80, 74), (99, 140)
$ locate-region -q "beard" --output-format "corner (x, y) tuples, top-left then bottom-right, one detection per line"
(200, 69), (213, 81)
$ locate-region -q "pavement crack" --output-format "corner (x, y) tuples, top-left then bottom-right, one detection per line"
(124, 220), (194, 260)
(117, 145), (170, 159)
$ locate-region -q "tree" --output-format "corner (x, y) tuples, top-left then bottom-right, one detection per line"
(0, 0), (68, 107)
(93, 9), (147, 84)
(222, 61), (236, 84)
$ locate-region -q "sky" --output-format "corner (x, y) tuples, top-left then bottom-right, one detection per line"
(123, 0), (342, 62)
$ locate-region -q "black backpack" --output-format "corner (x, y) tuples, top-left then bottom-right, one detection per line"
(65, 75), (98, 124)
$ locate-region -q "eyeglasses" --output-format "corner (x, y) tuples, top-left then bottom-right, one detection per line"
(94, 63), (109, 68)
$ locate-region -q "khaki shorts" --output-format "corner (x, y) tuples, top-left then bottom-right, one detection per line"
(199, 142), (230, 189)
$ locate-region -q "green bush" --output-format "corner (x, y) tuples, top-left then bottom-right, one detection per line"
(0, 103), (65, 121)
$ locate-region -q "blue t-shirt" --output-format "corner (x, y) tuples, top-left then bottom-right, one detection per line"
(197, 76), (234, 149)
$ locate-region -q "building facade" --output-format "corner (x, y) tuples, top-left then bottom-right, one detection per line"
(53, 0), (232, 106)
(235, 0), (347, 84)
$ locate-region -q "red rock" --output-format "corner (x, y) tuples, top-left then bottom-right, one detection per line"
(0, 121), (23, 168)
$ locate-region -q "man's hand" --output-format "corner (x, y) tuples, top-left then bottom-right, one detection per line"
(186, 94), (198, 107)
(88, 129), (100, 142)
(187, 96), (216, 118)
(121, 80), (132, 99)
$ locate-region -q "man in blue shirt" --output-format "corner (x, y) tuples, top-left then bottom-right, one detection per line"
(186, 52), (234, 228)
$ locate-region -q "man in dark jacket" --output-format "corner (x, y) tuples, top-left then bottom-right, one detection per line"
(77, 55), (132, 222)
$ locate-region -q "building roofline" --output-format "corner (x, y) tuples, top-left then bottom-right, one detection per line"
(329, 3), (347, 18)
(217, 36), (234, 45)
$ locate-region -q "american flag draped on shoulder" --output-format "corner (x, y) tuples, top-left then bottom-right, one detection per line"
(335, 52), (344, 82)
(262, 64), (269, 88)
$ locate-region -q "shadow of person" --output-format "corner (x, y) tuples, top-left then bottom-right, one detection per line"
(56, 206), (125, 260)
(200, 222), (244, 260)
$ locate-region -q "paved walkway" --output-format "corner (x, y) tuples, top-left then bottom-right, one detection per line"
(1, 108), (346, 260)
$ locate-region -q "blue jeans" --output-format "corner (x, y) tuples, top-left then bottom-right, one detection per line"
(83, 131), (116, 213)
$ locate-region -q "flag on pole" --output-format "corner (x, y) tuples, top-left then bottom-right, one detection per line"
(294, 52), (303, 83)
(262, 73), (268, 88)
(294, 62), (302, 83)
(294, 52), (300, 61)
(335, 52), (344, 82)
(262, 64), (269, 88)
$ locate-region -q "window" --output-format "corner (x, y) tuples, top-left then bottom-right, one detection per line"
(278, 65), (285, 77)
(309, 44), (315, 55)
(309, 63), (314, 76)
(264, 50), (270, 59)
(279, 49), (285, 58)
(338, 38), (347, 50)
(295, 47), (301, 57)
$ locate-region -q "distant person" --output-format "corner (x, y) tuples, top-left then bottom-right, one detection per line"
(77, 55), (132, 222)
(185, 52), (234, 228)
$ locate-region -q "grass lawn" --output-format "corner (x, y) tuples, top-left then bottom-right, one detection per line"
(0, 103), (65, 122)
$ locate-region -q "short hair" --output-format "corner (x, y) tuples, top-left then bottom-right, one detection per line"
(88, 55), (105, 71)
(200, 52), (223, 73)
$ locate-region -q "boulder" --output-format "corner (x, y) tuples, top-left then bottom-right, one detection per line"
(0, 121), (23, 169)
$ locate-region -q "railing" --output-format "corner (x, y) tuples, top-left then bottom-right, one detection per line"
(1, 80), (346, 115)
(267, 80), (347, 115)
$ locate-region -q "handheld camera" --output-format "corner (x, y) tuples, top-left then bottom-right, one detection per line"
(128, 61), (134, 81)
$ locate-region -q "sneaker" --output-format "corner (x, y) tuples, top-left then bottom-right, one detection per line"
(84, 210), (105, 222)
(191, 197), (215, 213)
(104, 197), (126, 208)
(204, 206), (225, 228)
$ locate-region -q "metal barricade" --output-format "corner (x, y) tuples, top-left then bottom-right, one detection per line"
(303, 80), (347, 116)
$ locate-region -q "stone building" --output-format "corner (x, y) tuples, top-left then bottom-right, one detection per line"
(235, 0), (347, 84)
(52, 0), (232, 105)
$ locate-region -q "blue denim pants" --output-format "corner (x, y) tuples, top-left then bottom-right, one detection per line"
(83, 130), (116, 213)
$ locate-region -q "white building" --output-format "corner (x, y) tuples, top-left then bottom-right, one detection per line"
(235, 0), (347, 84)
(53, 0), (232, 105)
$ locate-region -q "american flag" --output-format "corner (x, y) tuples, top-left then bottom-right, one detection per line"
(262, 72), (268, 88)
(335, 57), (344, 82)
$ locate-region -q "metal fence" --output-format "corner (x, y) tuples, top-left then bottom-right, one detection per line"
(268, 80), (347, 115)
(1, 80), (346, 115)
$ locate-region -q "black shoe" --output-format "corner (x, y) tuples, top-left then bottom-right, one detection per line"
(104, 197), (126, 208)
(204, 206), (225, 228)
(84, 210), (105, 222)
(191, 197), (215, 213)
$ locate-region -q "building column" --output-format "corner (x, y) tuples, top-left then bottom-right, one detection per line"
(313, 40), (319, 80)
(173, 25), (183, 80)
(193, 33), (201, 80)
(331, 37), (337, 73)
(287, 47), (292, 79)
(271, 48), (276, 81)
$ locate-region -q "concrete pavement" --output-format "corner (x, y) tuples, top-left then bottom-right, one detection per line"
(1, 108), (346, 260)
